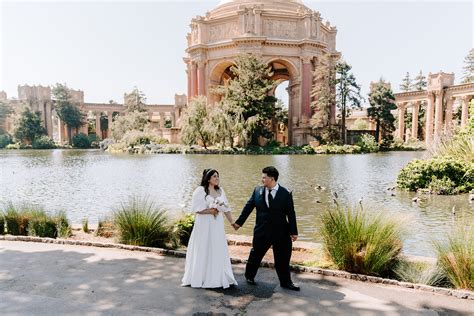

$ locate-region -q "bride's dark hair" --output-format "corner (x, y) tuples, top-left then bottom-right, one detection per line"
(200, 168), (220, 197)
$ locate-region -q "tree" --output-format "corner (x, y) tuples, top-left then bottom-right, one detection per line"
(214, 54), (281, 145)
(399, 72), (413, 92)
(462, 48), (474, 84)
(180, 96), (212, 149)
(208, 99), (252, 148)
(111, 110), (149, 140)
(367, 80), (397, 143)
(413, 71), (427, 91)
(311, 52), (336, 131)
(124, 87), (147, 113)
(335, 61), (363, 143)
(352, 118), (369, 130)
(0, 101), (13, 134)
(14, 107), (46, 144)
(52, 83), (85, 144)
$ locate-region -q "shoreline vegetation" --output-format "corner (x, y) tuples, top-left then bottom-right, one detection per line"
(397, 104), (473, 196)
(1, 198), (472, 292)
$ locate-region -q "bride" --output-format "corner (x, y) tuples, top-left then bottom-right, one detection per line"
(181, 168), (238, 289)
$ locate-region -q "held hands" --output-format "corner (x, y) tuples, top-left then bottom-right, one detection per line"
(291, 235), (298, 242)
(231, 222), (241, 231)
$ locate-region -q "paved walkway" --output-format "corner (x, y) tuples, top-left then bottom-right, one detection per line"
(0, 241), (472, 315)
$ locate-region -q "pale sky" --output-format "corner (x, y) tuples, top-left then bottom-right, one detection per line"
(1, 0), (473, 105)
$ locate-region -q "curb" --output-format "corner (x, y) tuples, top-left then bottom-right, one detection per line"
(1, 235), (473, 301)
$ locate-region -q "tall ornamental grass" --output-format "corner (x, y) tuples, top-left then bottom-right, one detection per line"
(113, 196), (177, 249)
(319, 205), (405, 277)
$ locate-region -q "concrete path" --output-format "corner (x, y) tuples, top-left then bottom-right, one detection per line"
(0, 241), (472, 315)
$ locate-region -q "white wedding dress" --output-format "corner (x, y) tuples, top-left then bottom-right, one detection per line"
(181, 186), (238, 289)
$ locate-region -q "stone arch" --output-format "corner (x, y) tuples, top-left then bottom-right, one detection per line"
(209, 60), (236, 86)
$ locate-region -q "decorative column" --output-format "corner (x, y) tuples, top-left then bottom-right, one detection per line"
(45, 102), (53, 137)
(397, 103), (406, 141)
(197, 61), (206, 96)
(425, 92), (435, 146)
(411, 101), (420, 140)
(461, 96), (470, 128)
(58, 117), (63, 144)
(434, 90), (444, 139)
(190, 62), (198, 99)
(95, 113), (101, 136)
(171, 112), (176, 128)
(444, 96), (455, 135)
(160, 112), (166, 128)
(186, 66), (191, 102)
(107, 112), (112, 138)
(300, 56), (313, 120)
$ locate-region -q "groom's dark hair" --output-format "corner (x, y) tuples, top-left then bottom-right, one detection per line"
(262, 166), (279, 181)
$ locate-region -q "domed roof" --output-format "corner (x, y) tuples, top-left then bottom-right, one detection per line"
(218, 0), (303, 4)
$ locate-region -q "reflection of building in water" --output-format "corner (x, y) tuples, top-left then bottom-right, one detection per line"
(0, 85), (186, 144)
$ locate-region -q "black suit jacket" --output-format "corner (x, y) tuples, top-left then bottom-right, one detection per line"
(235, 185), (298, 240)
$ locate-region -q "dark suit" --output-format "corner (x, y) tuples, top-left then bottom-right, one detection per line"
(235, 185), (298, 284)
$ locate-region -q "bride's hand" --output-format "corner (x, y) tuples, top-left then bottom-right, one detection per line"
(210, 208), (219, 217)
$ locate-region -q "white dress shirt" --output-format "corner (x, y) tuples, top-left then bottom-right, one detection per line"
(265, 183), (279, 207)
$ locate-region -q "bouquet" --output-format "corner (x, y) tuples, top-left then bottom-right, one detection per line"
(209, 196), (228, 214)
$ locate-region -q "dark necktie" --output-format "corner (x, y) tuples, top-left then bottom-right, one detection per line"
(267, 189), (273, 207)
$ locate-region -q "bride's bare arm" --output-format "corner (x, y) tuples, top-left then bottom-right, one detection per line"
(224, 211), (234, 224)
(197, 208), (218, 216)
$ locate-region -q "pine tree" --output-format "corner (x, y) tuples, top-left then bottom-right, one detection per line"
(14, 107), (46, 144)
(124, 87), (147, 113)
(214, 54), (282, 145)
(52, 83), (85, 144)
(335, 60), (363, 144)
(462, 48), (474, 83)
(367, 80), (397, 143)
(310, 52), (335, 130)
(399, 72), (413, 92)
(413, 71), (427, 91)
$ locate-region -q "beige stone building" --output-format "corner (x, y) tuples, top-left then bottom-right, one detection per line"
(1, 85), (185, 144)
(394, 72), (474, 145)
(184, 0), (340, 145)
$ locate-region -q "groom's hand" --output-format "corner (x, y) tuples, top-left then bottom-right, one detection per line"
(232, 223), (240, 231)
(291, 235), (298, 242)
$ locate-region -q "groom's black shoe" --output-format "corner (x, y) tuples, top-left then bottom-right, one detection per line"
(280, 282), (300, 291)
(246, 278), (257, 285)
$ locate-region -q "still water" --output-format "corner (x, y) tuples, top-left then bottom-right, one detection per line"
(1, 149), (472, 256)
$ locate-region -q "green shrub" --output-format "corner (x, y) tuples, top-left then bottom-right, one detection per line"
(72, 133), (91, 149)
(28, 209), (57, 238)
(54, 211), (71, 238)
(434, 227), (474, 290)
(173, 213), (195, 246)
(431, 133), (473, 163)
(113, 196), (177, 248)
(319, 205), (405, 277)
(0, 215), (4, 234)
(32, 136), (56, 149)
(88, 134), (101, 148)
(82, 217), (89, 233)
(394, 259), (447, 287)
(397, 157), (474, 194)
(356, 134), (379, 153)
(6, 143), (23, 150)
(4, 202), (30, 235)
(121, 130), (168, 147)
(0, 134), (12, 148)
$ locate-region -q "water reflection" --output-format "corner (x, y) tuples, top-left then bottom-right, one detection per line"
(0, 149), (472, 256)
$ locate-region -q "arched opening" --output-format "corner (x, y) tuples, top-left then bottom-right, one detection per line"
(274, 80), (289, 145)
(267, 59), (298, 146)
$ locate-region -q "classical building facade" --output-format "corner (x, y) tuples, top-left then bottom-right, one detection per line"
(184, 0), (340, 145)
(1, 85), (186, 144)
(394, 72), (474, 146)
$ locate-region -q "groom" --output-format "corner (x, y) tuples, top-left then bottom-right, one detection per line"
(232, 166), (299, 291)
